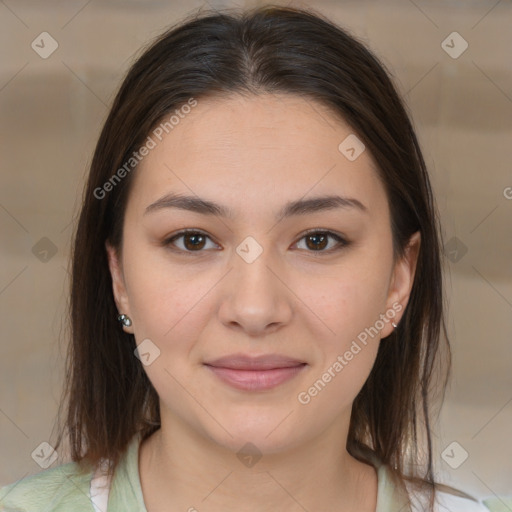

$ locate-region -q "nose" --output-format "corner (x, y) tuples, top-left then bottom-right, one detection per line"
(217, 242), (293, 337)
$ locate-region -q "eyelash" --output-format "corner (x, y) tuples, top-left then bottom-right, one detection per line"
(162, 228), (349, 256)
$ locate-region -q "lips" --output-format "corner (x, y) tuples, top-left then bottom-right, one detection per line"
(203, 353), (307, 391)
(204, 353), (305, 370)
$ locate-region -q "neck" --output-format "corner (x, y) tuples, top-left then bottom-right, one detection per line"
(138, 418), (378, 512)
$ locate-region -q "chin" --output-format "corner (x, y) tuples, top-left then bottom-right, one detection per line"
(204, 416), (304, 457)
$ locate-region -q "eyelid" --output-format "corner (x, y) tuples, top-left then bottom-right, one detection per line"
(296, 227), (346, 240)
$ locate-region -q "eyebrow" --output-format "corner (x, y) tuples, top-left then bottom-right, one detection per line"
(144, 192), (368, 219)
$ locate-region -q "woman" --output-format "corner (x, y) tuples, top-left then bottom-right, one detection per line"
(0, 5), (501, 511)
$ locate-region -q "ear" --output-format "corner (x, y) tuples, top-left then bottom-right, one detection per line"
(382, 231), (421, 338)
(105, 241), (133, 333)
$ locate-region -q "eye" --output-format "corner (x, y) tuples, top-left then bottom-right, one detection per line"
(293, 230), (349, 253)
(163, 229), (349, 255)
(164, 230), (219, 253)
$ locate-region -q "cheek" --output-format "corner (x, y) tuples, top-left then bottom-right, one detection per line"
(121, 242), (212, 341)
(295, 280), (383, 412)
(300, 263), (390, 345)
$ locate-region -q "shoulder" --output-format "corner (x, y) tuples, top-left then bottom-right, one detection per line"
(407, 482), (503, 512)
(432, 489), (496, 511)
(0, 461), (95, 512)
(370, 454), (505, 512)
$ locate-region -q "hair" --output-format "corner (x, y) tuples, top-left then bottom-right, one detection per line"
(52, 4), (458, 510)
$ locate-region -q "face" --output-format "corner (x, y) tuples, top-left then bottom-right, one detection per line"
(107, 93), (420, 455)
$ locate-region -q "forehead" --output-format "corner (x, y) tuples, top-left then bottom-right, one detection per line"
(128, 93), (387, 218)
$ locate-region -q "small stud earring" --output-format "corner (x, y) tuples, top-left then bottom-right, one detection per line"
(391, 322), (397, 329)
(117, 314), (132, 327)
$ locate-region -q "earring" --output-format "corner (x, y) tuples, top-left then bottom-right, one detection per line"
(391, 322), (398, 329)
(117, 314), (132, 327)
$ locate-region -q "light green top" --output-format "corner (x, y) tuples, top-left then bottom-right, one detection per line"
(0, 432), (507, 511)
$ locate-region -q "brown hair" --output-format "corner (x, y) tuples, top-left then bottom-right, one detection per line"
(53, 5), (454, 509)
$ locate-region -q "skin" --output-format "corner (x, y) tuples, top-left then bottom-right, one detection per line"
(106, 93), (420, 512)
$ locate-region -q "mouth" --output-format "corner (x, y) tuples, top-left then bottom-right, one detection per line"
(203, 353), (307, 391)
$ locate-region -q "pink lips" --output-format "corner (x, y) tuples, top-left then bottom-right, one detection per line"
(204, 354), (307, 391)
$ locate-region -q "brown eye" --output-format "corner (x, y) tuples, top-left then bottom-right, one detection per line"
(164, 230), (218, 253)
(182, 232), (206, 250)
(305, 233), (328, 251)
(295, 230), (348, 253)
(164, 229), (348, 255)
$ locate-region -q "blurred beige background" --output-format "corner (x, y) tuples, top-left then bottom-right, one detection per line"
(1, 0), (511, 502)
